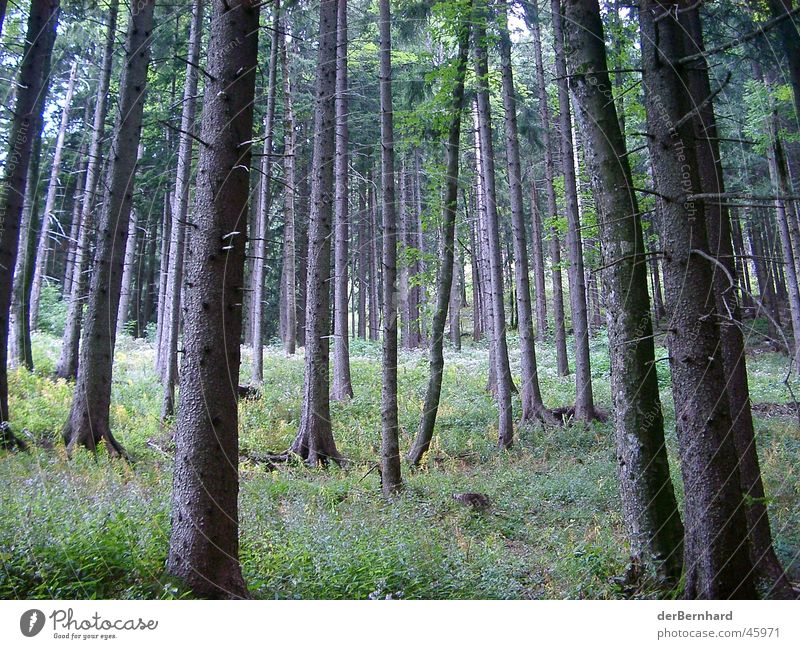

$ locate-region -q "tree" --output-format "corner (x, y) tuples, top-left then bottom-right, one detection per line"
(332, 0), (354, 401)
(280, 21), (296, 357)
(408, 0), (471, 467)
(639, 0), (756, 598)
(0, 0), (60, 450)
(166, 0), (260, 599)
(61, 0), (155, 455)
(161, 0), (204, 420)
(550, 0), (597, 421)
(289, 0), (343, 466)
(563, 0), (683, 587)
(474, 0), (514, 448)
(378, 0), (402, 493)
(55, 0), (119, 380)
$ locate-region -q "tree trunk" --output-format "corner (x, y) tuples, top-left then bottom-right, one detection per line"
(498, 0), (550, 424)
(525, 0), (569, 376)
(639, 0), (756, 598)
(116, 205), (138, 337)
(251, 0), (280, 383)
(357, 184), (368, 339)
(280, 24), (296, 356)
(766, 0), (800, 122)
(378, 0), (402, 493)
(551, 0), (596, 421)
(155, 190), (172, 362)
(529, 175), (548, 341)
(62, 137), (88, 300)
(332, 0), (354, 400)
(166, 0), (259, 599)
(55, 0), (118, 381)
(407, 2), (470, 467)
(61, 0), (154, 455)
(0, 0), (59, 449)
(30, 60), (78, 328)
(564, 0), (683, 587)
(161, 0), (204, 420)
(474, 0), (514, 448)
(449, 239), (462, 349)
(368, 170), (381, 341)
(289, 0), (343, 466)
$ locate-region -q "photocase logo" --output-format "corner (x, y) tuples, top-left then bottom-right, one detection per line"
(20, 609), (45, 637)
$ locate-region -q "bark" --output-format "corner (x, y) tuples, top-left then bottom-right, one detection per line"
(155, 190), (172, 361)
(564, 0), (683, 587)
(280, 25), (296, 356)
(332, 0), (354, 400)
(289, 0), (343, 466)
(61, 0), (154, 455)
(251, 0), (280, 383)
(407, 2), (470, 467)
(525, 0), (569, 376)
(55, 0), (118, 380)
(0, 0), (59, 449)
(162, 0), (204, 420)
(378, 0), (402, 493)
(474, 0), (514, 448)
(730, 210), (755, 315)
(368, 170), (381, 341)
(9, 124), (44, 371)
(357, 184), (368, 339)
(30, 61), (78, 327)
(529, 176), (548, 340)
(449, 241), (462, 349)
(639, 0), (756, 598)
(551, 0), (596, 421)
(498, 0), (550, 423)
(398, 164), (411, 347)
(166, 0), (259, 600)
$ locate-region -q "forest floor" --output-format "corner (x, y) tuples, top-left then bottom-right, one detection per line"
(1, 323), (799, 599)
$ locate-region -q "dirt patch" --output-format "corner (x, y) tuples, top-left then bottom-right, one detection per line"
(751, 402), (800, 419)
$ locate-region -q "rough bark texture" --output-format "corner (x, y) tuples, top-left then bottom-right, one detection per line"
(551, 0), (596, 421)
(525, 0), (569, 376)
(407, 1), (470, 467)
(682, 6), (794, 598)
(368, 172), (380, 341)
(474, 0), (514, 448)
(290, 0), (343, 466)
(165, 0), (259, 600)
(62, 138), (88, 300)
(498, 0), (550, 423)
(529, 176), (548, 341)
(116, 205), (138, 337)
(639, 0), (756, 598)
(378, 0), (402, 493)
(0, 0), (59, 449)
(61, 0), (154, 455)
(30, 61), (77, 328)
(280, 25), (296, 356)
(564, 0), (683, 587)
(332, 0), (354, 400)
(161, 0), (204, 420)
(55, 0), (118, 380)
(251, 0), (280, 383)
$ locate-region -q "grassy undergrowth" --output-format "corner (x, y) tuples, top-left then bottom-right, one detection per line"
(1, 330), (798, 599)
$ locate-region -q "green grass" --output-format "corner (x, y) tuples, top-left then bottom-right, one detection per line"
(1, 331), (798, 599)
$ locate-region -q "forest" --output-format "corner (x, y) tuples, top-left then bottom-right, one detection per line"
(0, 0), (799, 601)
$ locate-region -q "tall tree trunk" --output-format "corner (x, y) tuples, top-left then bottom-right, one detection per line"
(280, 24), (296, 356)
(289, 0), (342, 466)
(398, 162), (411, 348)
(639, 0), (755, 598)
(116, 205), (138, 337)
(166, 0), (259, 599)
(498, 0), (550, 423)
(251, 0), (280, 383)
(564, 0), (683, 587)
(474, 0), (514, 448)
(449, 239), (462, 349)
(55, 0), (118, 381)
(378, 0), (402, 493)
(155, 190), (172, 361)
(357, 184), (368, 339)
(0, 0), (59, 450)
(529, 175), (548, 341)
(30, 60), (78, 327)
(9, 123), (44, 371)
(368, 170), (380, 341)
(407, 1), (470, 467)
(332, 0), (354, 400)
(551, 0), (596, 421)
(62, 137), (88, 300)
(61, 0), (154, 455)
(162, 0), (204, 420)
(525, 0), (569, 376)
